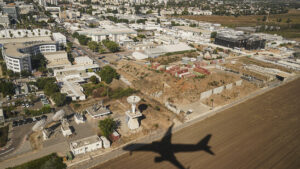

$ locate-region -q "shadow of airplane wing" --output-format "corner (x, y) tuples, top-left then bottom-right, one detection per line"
(155, 152), (186, 169)
(123, 143), (155, 153)
(161, 123), (174, 143)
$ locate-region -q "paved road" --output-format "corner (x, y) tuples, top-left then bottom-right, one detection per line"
(0, 123), (33, 161)
(93, 78), (300, 169)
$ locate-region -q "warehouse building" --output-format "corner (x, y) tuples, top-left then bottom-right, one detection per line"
(214, 34), (265, 50)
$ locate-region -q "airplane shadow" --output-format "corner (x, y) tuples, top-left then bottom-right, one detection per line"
(123, 124), (214, 169)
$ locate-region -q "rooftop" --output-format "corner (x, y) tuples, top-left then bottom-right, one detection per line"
(3, 40), (56, 59)
(70, 135), (101, 149)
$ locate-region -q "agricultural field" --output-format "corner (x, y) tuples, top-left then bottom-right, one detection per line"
(181, 9), (300, 40)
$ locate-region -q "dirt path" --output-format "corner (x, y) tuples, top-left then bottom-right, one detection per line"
(93, 78), (300, 169)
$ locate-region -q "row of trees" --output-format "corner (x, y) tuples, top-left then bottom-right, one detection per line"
(102, 40), (120, 53)
(72, 32), (91, 45)
(87, 41), (105, 53)
(73, 32), (120, 53)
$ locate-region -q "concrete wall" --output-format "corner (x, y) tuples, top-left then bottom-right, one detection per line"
(236, 80), (243, 86)
(165, 102), (181, 114)
(200, 89), (213, 100)
(213, 86), (224, 94)
(226, 83), (233, 90)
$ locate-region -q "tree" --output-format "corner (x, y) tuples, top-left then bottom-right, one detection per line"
(44, 83), (59, 96)
(40, 155), (67, 169)
(72, 32), (79, 39)
(21, 70), (31, 77)
(31, 53), (47, 71)
(210, 32), (217, 38)
(0, 80), (15, 96)
(88, 41), (98, 52)
(98, 117), (117, 138)
(51, 93), (67, 107)
(97, 66), (120, 84)
(90, 75), (99, 84)
(181, 8), (189, 15)
(0, 49), (3, 60)
(77, 35), (90, 45)
(277, 18), (282, 22)
(102, 40), (120, 53)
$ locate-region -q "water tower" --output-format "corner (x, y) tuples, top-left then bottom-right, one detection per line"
(126, 95), (142, 130)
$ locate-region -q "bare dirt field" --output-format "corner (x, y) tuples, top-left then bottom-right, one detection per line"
(93, 78), (300, 169)
(117, 60), (241, 105)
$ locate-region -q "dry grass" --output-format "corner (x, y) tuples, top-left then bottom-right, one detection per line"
(181, 9), (300, 39)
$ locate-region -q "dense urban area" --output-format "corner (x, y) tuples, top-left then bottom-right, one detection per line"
(0, 0), (299, 169)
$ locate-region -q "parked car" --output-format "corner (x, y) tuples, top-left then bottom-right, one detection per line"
(41, 115), (47, 119)
(12, 121), (18, 127)
(102, 60), (109, 64)
(25, 118), (33, 123)
(98, 56), (105, 59)
(18, 120), (25, 125)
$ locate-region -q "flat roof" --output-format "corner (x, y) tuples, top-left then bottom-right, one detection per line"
(3, 40), (56, 59)
(78, 28), (137, 36)
(0, 36), (52, 44)
(86, 105), (110, 117)
(174, 26), (210, 34)
(70, 135), (101, 149)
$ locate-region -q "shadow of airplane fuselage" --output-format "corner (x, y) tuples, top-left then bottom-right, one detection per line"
(123, 124), (214, 169)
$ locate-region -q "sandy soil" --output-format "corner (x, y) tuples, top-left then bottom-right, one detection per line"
(117, 60), (241, 105)
(93, 78), (300, 169)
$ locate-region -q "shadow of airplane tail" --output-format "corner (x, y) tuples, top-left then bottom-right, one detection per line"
(197, 134), (215, 156)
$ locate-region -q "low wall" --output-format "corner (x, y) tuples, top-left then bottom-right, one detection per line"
(236, 80), (243, 86)
(226, 83), (233, 90)
(213, 86), (224, 94)
(200, 89), (213, 100)
(165, 102), (181, 114)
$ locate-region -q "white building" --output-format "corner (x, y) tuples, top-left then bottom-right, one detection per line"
(74, 56), (94, 66)
(0, 108), (4, 123)
(52, 33), (67, 45)
(44, 51), (71, 69)
(100, 136), (110, 149)
(61, 119), (72, 137)
(54, 60), (101, 100)
(74, 113), (85, 124)
(133, 43), (195, 59)
(0, 12), (9, 28)
(70, 135), (103, 155)
(2, 39), (57, 73)
(77, 27), (137, 43)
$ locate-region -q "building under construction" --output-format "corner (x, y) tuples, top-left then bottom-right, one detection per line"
(215, 34), (266, 50)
